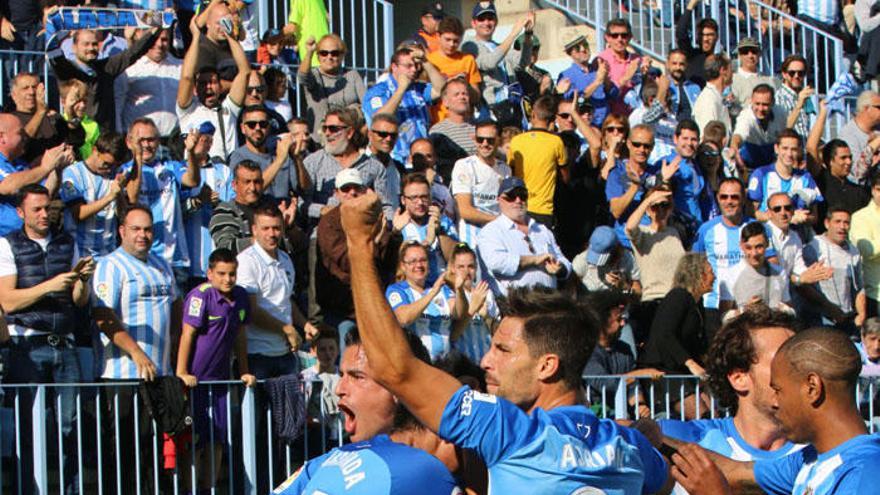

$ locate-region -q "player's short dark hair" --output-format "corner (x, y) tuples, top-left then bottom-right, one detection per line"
(778, 327), (861, 391)
(498, 287), (600, 390)
(16, 183), (50, 207)
(675, 119), (700, 138)
(94, 131), (129, 163)
(706, 304), (799, 413)
(740, 221), (767, 244)
(208, 248), (237, 269)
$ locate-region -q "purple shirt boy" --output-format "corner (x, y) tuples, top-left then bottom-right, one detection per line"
(182, 283), (251, 380)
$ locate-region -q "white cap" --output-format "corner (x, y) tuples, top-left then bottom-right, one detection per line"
(335, 168), (365, 189)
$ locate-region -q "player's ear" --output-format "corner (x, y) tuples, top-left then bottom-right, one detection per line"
(535, 353), (561, 382)
(727, 369), (751, 395)
(804, 372), (824, 407)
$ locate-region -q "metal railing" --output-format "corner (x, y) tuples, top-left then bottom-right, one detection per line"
(3, 374), (878, 494)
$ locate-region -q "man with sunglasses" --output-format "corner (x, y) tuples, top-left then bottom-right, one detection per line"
(558, 33), (617, 127)
(598, 18), (652, 114)
(606, 124), (660, 248)
(730, 38), (775, 112)
(775, 55), (815, 141)
(366, 113), (404, 212)
(477, 176), (570, 295)
(229, 105), (307, 202)
(839, 90), (880, 186)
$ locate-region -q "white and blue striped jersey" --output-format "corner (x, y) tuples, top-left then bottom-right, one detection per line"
(183, 161), (235, 277)
(399, 216), (459, 283)
(747, 165), (823, 212)
(661, 417), (801, 494)
(60, 161), (119, 258)
(452, 289), (498, 364)
(797, 0), (839, 25)
(386, 280), (455, 361)
(121, 160), (190, 270)
(755, 434), (880, 495)
(92, 247), (178, 380)
(693, 216), (752, 309)
(449, 156), (511, 250)
(439, 386), (669, 494)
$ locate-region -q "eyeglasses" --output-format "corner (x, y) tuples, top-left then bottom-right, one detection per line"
(605, 126), (625, 134)
(503, 190), (528, 202)
(339, 184), (365, 193)
(718, 194), (741, 200)
(739, 48), (760, 55)
(700, 149), (720, 157)
(243, 120), (269, 130)
(371, 129), (398, 140)
(403, 194), (431, 202)
(607, 31), (630, 39)
(322, 124), (349, 134)
(402, 257), (428, 265)
(770, 204), (794, 213)
(650, 202), (671, 210)
(570, 43), (589, 52)
(630, 141), (654, 150)
(786, 70), (806, 77)
(475, 136), (496, 144)
(557, 112), (573, 119)
(318, 49), (343, 57)
(247, 85), (266, 94)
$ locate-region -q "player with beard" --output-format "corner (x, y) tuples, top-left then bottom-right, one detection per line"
(337, 191), (670, 493)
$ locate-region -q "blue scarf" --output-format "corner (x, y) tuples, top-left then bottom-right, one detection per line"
(46, 7), (176, 49)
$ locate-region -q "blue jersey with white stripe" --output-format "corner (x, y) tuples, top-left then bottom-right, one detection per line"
(92, 247), (178, 380)
(755, 434), (880, 495)
(60, 160), (119, 258)
(452, 290), (498, 364)
(183, 161), (234, 277)
(661, 418), (800, 462)
(121, 160), (190, 270)
(272, 434), (461, 495)
(693, 216), (751, 309)
(797, 0), (839, 25)
(399, 216), (459, 283)
(747, 165), (823, 212)
(439, 385), (668, 494)
(386, 281), (455, 360)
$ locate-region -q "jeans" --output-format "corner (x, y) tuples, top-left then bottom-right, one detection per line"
(5, 336), (81, 494)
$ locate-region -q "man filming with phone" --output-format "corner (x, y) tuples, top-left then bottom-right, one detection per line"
(0, 184), (95, 494)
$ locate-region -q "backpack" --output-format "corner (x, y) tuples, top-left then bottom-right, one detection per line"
(139, 376), (192, 436)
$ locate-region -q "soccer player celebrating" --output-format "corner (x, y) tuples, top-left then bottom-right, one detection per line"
(339, 192), (670, 493)
(670, 328), (880, 494)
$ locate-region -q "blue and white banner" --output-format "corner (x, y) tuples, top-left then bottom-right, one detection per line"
(46, 7), (176, 49)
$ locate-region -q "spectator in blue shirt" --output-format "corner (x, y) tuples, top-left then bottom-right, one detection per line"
(606, 123), (661, 247)
(656, 119), (710, 244)
(748, 129), (823, 224)
(557, 34), (618, 127)
(362, 45), (445, 164)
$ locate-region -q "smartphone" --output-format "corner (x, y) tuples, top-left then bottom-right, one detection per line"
(73, 256), (93, 273)
(219, 16), (234, 36)
(659, 442), (679, 461)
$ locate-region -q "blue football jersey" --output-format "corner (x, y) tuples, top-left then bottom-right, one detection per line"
(273, 434), (461, 495)
(438, 385), (668, 494)
(754, 434), (880, 495)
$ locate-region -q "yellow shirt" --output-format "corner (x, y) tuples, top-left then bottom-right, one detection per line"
(507, 130), (567, 216)
(851, 201), (880, 299)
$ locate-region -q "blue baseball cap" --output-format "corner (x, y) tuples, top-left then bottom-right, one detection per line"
(586, 226), (618, 266)
(498, 176), (526, 195)
(472, 1), (497, 19)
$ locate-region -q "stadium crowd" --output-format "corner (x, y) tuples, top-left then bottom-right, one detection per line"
(1, 0), (880, 493)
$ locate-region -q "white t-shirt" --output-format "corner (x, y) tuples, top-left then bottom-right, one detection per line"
(177, 96), (242, 160)
(236, 243), (295, 357)
(450, 155), (511, 249)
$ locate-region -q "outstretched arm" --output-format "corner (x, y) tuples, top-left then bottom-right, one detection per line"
(342, 192), (463, 432)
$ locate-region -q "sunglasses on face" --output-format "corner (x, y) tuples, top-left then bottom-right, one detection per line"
(371, 129), (398, 140)
(318, 49), (343, 57)
(770, 204), (794, 213)
(339, 184), (364, 193)
(606, 126), (625, 134)
(475, 135), (496, 144)
(630, 141), (654, 150)
(243, 120), (269, 130)
(247, 85), (266, 94)
(651, 201), (671, 210)
(607, 32), (630, 39)
(718, 194), (741, 200)
(322, 124), (349, 134)
(786, 70), (806, 77)
(557, 112), (573, 119)
(503, 190), (528, 202)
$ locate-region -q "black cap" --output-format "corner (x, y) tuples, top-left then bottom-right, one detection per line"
(421, 2), (445, 18)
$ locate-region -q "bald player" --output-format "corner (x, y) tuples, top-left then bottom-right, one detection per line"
(670, 328), (880, 495)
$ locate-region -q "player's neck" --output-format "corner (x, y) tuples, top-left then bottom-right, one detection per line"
(732, 408), (787, 452)
(809, 404), (868, 454)
(528, 384), (580, 413)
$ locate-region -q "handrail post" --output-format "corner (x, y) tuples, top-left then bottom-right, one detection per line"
(242, 386), (258, 495)
(614, 377), (628, 420)
(33, 385), (49, 494)
(594, 0), (604, 53)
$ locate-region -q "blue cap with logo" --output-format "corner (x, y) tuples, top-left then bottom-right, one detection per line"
(586, 226), (618, 266)
(472, 1), (497, 18)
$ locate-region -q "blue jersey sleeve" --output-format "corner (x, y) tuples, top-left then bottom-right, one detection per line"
(60, 167), (85, 204)
(747, 167), (765, 204)
(385, 284), (412, 310)
(754, 446), (809, 495)
(438, 385), (535, 467)
(658, 419), (713, 443)
(618, 425), (669, 494)
(605, 164), (627, 202)
(271, 451), (323, 494)
(692, 223), (708, 253)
